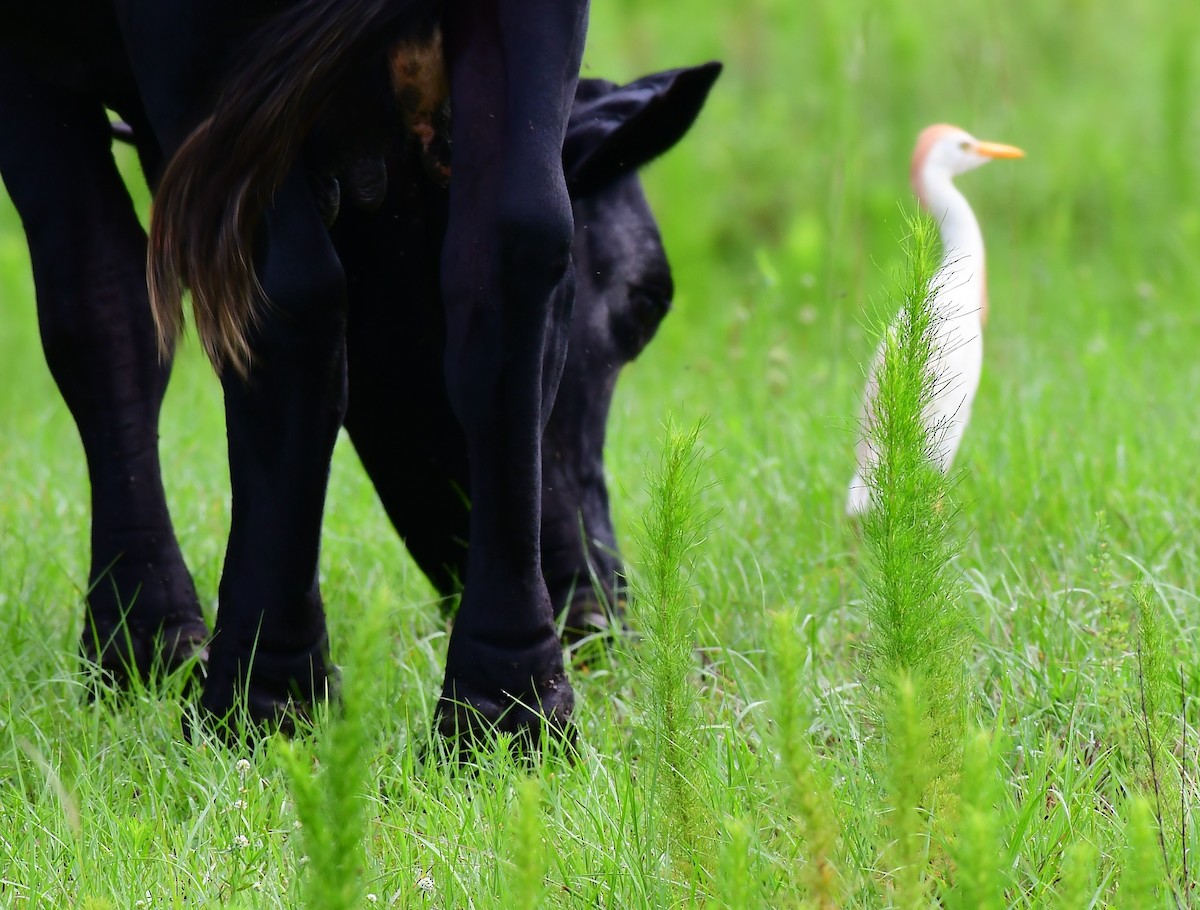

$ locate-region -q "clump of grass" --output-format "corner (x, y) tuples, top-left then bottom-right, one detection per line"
(856, 212), (972, 878)
(632, 418), (715, 879)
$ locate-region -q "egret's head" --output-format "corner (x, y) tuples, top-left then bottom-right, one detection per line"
(911, 124), (1024, 191)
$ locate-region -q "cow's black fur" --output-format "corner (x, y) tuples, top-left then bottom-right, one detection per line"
(0, 0), (717, 744)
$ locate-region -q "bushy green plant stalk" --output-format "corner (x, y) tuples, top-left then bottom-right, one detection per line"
(878, 672), (936, 909)
(1053, 841), (1100, 910)
(1114, 796), (1166, 910)
(716, 816), (757, 910)
(766, 610), (842, 908)
(277, 628), (382, 910)
(634, 418), (714, 878)
(858, 212), (971, 802)
(1133, 583), (1174, 788)
(1131, 583), (1185, 901)
(857, 213), (971, 897)
(504, 776), (548, 910)
(945, 729), (1008, 910)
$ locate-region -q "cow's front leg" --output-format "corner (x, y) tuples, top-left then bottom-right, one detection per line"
(0, 54), (208, 685)
(197, 171), (348, 736)
(436, 0), (589, 745)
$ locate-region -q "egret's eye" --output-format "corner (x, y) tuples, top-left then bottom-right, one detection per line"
(959, 141), (972, 151)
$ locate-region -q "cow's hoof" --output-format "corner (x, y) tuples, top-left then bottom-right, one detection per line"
(560, 591), (628, 647)
(434, 670), (576, 755)
(82, 617), (211, 691)
(189, 638), (339, 746)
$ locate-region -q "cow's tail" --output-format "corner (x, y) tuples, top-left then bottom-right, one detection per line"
(148, 0), (432, 376)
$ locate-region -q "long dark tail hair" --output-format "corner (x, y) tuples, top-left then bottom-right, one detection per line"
(148, 0), (432, 375)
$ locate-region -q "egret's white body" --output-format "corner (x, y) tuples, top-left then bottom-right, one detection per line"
(846, 125), (1023, 517)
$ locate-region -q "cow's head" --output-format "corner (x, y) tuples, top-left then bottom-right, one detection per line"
(543, 62), (721, 639)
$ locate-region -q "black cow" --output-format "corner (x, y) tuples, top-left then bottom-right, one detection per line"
(0, 0), (718, 743)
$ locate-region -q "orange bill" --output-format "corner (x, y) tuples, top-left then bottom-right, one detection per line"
(973, 140), (1025, 159)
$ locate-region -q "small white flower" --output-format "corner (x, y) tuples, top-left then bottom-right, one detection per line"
(366, 894), (378, 903)
(236, 758), (252, 777)
(252, 881), (264, 892)
(232, 799), (247, 811)
(233, 834), (250, 850)
(416, 875), (435, 894)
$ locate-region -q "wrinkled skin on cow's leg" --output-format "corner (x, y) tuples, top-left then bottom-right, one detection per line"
(0, 52), (209, 685)
(434, 0), (590, 746)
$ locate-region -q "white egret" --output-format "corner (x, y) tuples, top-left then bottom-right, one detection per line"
(847, 124), (1024, 517)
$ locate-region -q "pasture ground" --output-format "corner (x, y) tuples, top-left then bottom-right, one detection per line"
(1, 1), (1199, 906)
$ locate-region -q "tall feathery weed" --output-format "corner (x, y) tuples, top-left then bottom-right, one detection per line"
(276, 618), (385, 910)
(878, 673), (937, 908)
(856, 212), (972, 895)
(858, 211), (971, 795)
(503, 775), (548, 910)
(945, 729), (1009, 910)
(632, 418), (716, 884)
(765, 609), (843, 908)
(1053, 841), (1101, 910)
(1131, 582), (1187, 903)
(1114, 796), (1169, 910)
(715, 816), (758, 910)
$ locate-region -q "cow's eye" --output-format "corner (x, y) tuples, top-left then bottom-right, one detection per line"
(611, 284), (672, 359)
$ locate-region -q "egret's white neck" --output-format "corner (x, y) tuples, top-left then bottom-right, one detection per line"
(915, 169), (987, 321)
(917, 171), (984, 273)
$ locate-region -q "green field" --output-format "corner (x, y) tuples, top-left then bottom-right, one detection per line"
(2, 2), (1199, 906)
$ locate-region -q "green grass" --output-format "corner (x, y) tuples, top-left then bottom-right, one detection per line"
(3, 1), (1200, 906)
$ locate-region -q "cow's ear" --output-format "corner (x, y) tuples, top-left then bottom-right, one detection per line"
(564, 62), (722, 197)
